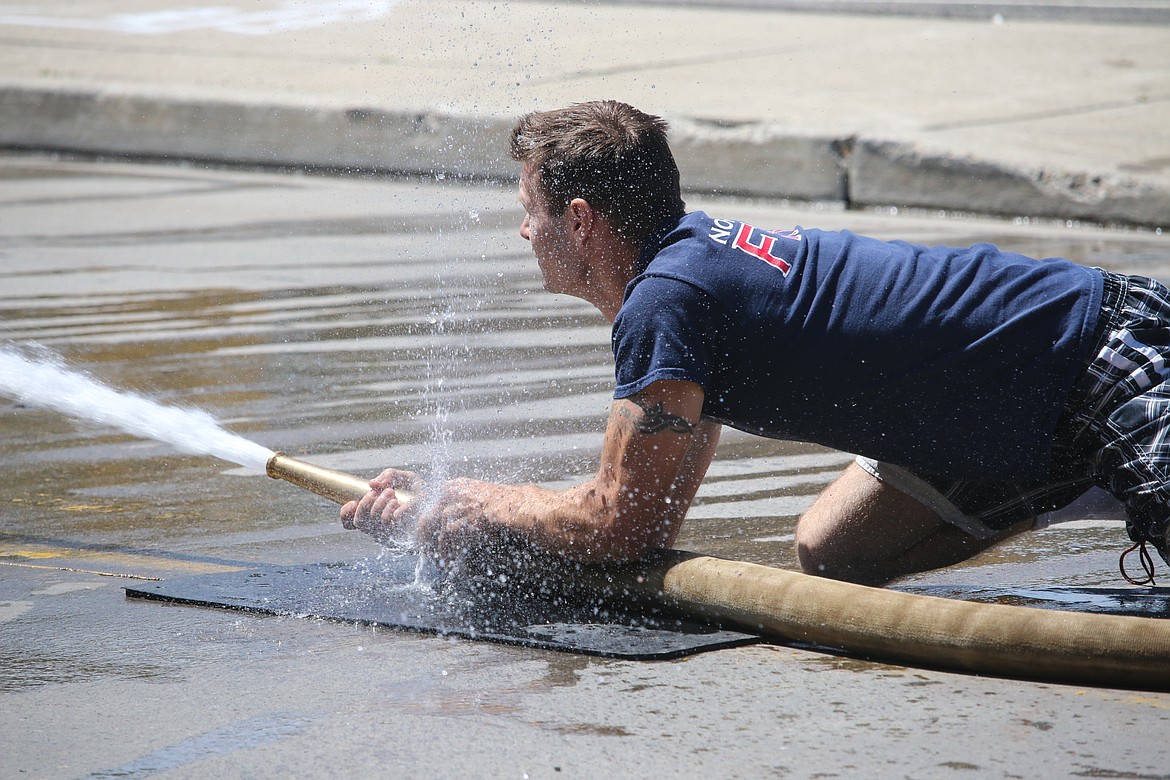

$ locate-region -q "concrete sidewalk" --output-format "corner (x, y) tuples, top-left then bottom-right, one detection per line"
(0, 0), (1167, 226)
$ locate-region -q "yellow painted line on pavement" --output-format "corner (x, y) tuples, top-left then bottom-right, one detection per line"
(0, 561), (162, 581)
(0, 542), (247, 577)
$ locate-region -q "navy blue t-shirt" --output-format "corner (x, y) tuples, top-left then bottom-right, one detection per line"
(612, 212), (1103, 481)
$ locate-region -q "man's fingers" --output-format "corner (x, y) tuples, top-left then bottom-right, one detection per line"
(341, 487), (399, 533)
(340, 500), (357, 530)
(370, 488), (400, 522)
(338, 465), (443, 548)
(369, 468), (418, 492)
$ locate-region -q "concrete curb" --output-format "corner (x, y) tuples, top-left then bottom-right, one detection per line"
(849, 139), (1170, 227)
(0, 87), (517, 179)
(2, 86), (1166, 228)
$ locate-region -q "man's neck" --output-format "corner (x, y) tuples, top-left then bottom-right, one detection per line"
(588, 241), (642, 323)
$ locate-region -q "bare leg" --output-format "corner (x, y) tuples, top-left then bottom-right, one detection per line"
(794, 462), (1031, 586)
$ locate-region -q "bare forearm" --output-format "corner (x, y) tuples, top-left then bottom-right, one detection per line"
(450, 478), (652, 562)
(344, 382), (717, 564)
(468, 408), (720, 561)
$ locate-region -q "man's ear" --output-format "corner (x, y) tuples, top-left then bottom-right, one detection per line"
(567, 198), (594, 242)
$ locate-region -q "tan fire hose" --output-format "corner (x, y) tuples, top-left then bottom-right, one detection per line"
(267, 452), (1170, 690)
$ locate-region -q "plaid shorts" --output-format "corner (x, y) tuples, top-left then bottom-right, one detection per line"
(859, 270), (1170, 546)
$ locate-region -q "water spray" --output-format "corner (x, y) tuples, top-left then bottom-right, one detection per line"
(0, 345), (272, 471)
(1, 344), (416, 510)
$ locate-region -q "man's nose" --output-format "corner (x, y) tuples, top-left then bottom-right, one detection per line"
(519, 215), (530, 241)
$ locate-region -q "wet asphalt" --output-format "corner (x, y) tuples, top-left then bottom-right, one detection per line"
(3, 154), (1170, 778)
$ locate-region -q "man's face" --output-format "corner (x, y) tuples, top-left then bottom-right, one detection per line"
(518, 162), (581, 296)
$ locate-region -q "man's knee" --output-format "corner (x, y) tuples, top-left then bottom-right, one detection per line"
(791, 461), (964, 585)
(794, 502), (848, 578)
(794, 502), (894, 583)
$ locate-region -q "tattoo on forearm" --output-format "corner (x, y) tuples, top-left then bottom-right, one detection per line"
(630, 392), (695, 435)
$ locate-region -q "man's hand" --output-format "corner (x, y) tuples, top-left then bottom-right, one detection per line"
(411, 477), (502, 562)
(340, 470), (497, 561)
(339, 467), (420, 545)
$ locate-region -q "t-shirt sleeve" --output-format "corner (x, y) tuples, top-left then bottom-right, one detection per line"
(612, 275), (719, 399)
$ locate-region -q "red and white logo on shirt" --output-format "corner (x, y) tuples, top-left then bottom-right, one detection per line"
(709, 219), (801, 276)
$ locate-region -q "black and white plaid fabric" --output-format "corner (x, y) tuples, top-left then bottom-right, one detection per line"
(1063, 270), (1170, 551)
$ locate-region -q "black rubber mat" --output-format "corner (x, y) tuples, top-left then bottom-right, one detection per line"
(125, 557), (760, 660)
(895, 584), (1170, 616)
